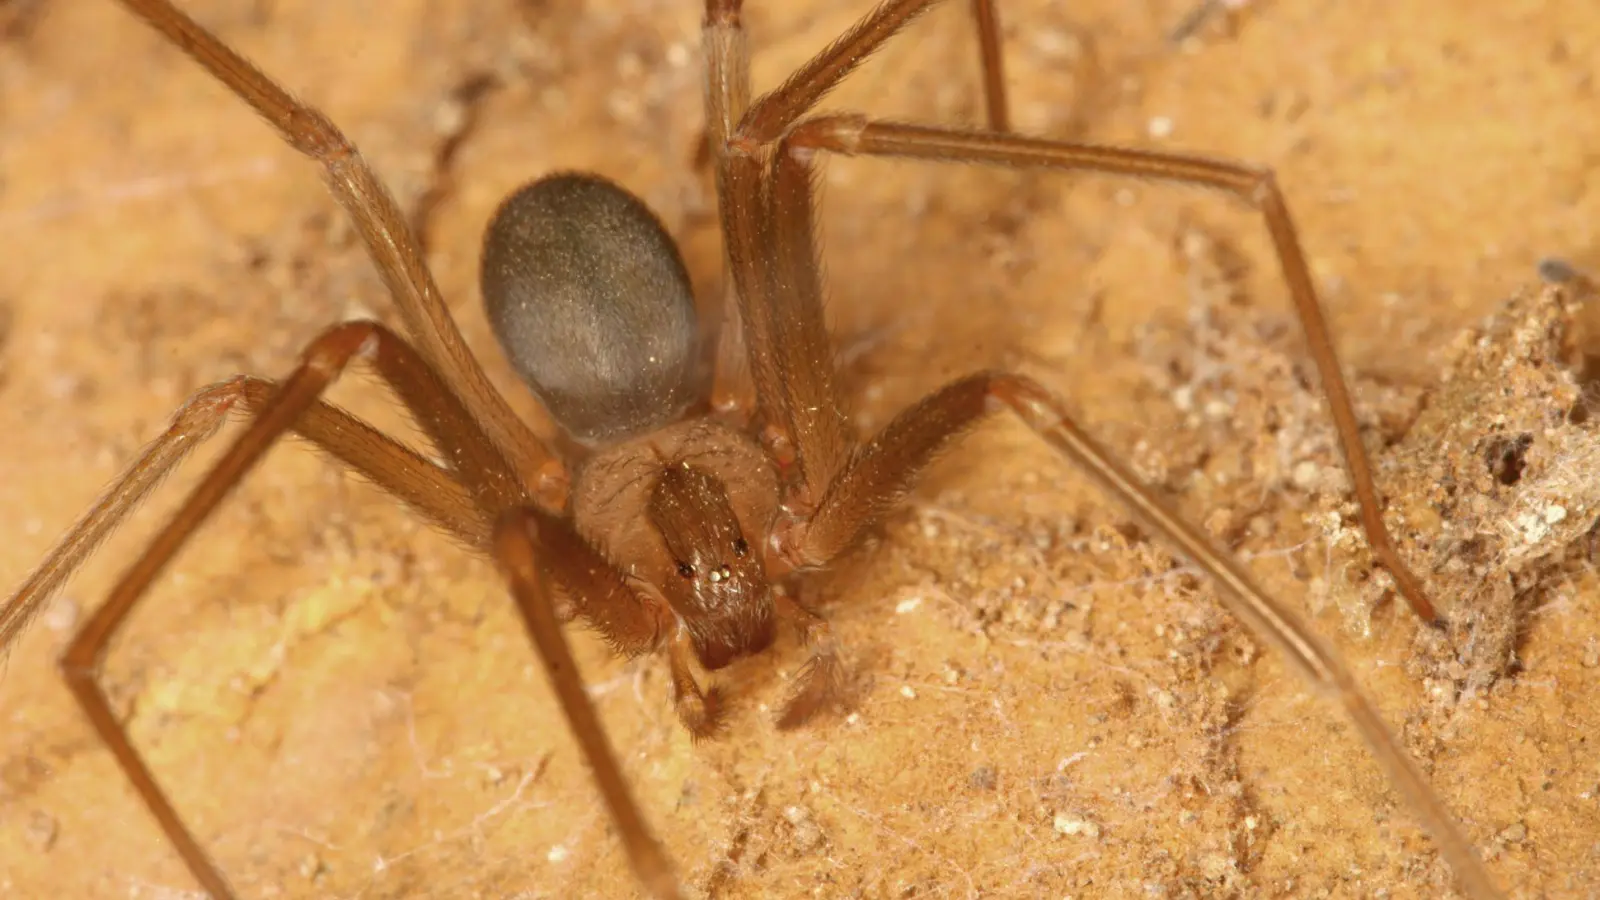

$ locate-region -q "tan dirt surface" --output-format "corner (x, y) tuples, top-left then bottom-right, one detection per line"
(2, 1), (1598, 898)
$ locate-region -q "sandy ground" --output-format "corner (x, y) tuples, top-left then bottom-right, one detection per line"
(1, 1), (1598, 898)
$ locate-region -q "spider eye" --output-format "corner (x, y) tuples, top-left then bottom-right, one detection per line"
(733, 538), (749, 558)
(676, 561), (695, 579)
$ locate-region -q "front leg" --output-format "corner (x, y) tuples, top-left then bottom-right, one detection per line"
(774, 370), (1500, 900)
(773, 591), (848, 729)
(773, 375), (991, 569)
(667, 625), (726, 738)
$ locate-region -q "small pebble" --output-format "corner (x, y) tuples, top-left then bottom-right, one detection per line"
(1497, 822), (1529, 845)
(968, 766), (998, 791)
(1053, 813), (1100, 838)
(1292, 460), (1320, 491)
(784, 805), (826, 851)
(25, 811), (57, 851)
(1199, 852), (1234, 880)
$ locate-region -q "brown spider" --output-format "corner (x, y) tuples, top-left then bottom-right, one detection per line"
(0, 1), (1507, 898)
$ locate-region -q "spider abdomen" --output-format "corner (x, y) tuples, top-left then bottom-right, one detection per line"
(481, 173), (702, 445)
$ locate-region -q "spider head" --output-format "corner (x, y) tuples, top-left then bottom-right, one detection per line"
(649, 461), (776, 671)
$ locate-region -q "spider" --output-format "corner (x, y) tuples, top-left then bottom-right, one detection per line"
(0, 0), (1509, 898)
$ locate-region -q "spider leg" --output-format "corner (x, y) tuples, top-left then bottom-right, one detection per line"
(725, 0), (1434, 619)
(772, 592), (847, 729)
(708, 5), (1489, 891)
(736, 0), (974, 145)
(110, 0), (554, 486)
(769, 365), (1503, 899)
(969, 0), (1010, 131)
(705, 0), (1009, 152)
(494, 508), (683, 900)
(704, 0), (1010, 423)
(58, 323), (519, 899)
(783, 116), (1441, 625)
(1, 376), (484, 656)
(704, 1), (758, 417)
(722, 145), (854, 506)
(728, 116), (1497, 896)
(666, 624), (726, 738)
(57, 323), (671, 900)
